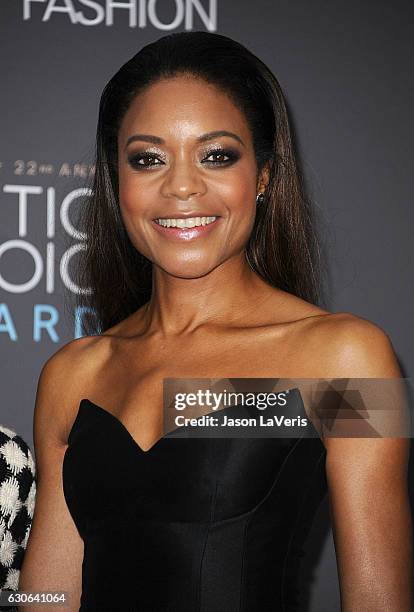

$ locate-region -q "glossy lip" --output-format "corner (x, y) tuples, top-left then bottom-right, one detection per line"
(151, 217), (221, 242)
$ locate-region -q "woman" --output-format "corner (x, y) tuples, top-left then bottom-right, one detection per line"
(19, 31), (412, 611)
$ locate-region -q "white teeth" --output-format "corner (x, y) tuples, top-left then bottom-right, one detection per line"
(155, 216), (217, 228)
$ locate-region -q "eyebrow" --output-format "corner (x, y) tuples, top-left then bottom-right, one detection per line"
(124, 130), (245, 150)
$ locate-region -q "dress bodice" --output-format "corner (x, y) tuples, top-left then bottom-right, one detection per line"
(62, 388), (327, 611)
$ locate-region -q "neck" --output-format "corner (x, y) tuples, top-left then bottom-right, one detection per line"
(140, 251), (271, 336)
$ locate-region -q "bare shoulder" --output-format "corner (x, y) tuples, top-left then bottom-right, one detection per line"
(291, 310), (405, 453)
(34, 334), (111, 449)
(299, 310), (401, 378)
(303, 312), (408, 471)
(264, 288), (400, 377)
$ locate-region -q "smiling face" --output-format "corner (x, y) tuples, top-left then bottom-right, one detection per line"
(117, 74), (268, 279)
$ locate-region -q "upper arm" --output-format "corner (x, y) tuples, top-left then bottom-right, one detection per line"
(18, 339), (92, 612)
(322, 315), (413, 611)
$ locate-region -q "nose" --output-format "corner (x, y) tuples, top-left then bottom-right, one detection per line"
(160, 156), (206, 201)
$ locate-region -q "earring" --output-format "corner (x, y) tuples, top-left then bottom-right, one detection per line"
(256, 192), (265, 205)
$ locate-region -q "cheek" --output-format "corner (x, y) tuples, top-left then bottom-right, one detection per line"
(216, 161), (257, 206)
(227, 183), (254, 210)
(220, 172), (256, 224)
(117, 162), (147, 214)
(118, 175), (139, 214)
(216, 179), (257, 252)
(119, 173), (138, 208)
(117, 180), (146, 244)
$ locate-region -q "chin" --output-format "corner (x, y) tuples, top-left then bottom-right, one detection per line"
(158, 260), (220, 280)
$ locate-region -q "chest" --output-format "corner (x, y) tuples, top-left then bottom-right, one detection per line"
(85, 329), (316, 452)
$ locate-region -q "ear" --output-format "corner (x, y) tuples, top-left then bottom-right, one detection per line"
(257, 161), (271, 194)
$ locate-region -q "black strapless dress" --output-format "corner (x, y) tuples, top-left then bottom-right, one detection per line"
(62, 388), (327, 611)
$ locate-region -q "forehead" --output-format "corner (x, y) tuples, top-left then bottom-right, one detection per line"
(118, 75), (252, 145)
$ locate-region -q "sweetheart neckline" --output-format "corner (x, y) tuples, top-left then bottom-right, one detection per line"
(78, 398), (169, 455)
(69, 388), (302, 456)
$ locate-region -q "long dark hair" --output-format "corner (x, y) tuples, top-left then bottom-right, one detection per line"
(72, 31), (326, 335)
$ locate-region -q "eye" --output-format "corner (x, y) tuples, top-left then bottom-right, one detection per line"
(127, 147), (240, 171)
(202, 148), (240, 165)
(127, 153), (163, 170)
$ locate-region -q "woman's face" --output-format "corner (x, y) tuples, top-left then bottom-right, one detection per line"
(117, 75), (268, 279)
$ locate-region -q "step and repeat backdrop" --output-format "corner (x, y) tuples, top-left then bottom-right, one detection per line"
(1, 1), (413, 610)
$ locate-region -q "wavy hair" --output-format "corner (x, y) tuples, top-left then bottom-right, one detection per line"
(71, 31), (326, 335)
